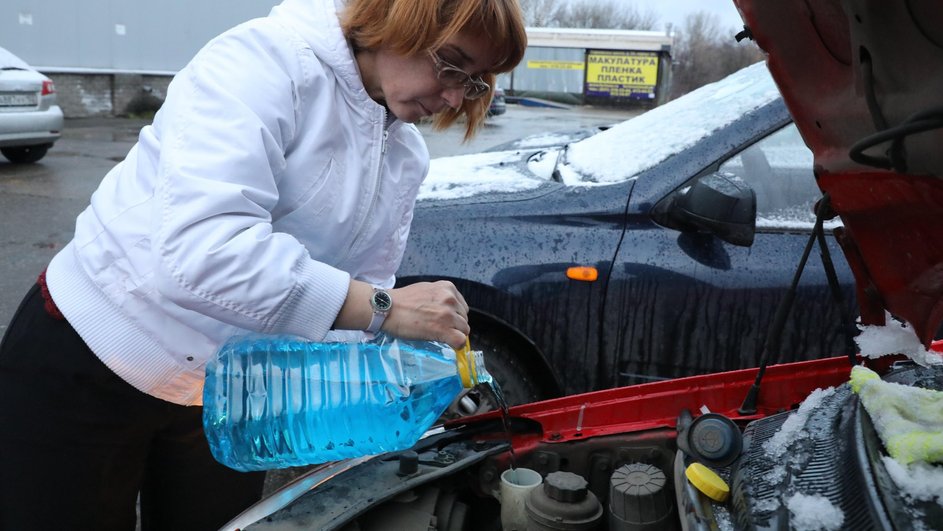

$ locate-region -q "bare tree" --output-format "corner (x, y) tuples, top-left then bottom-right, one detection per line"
(518, 0), (659, 30)
(517, 0), (566, 27)
(670, 11), (763, 98)
(556, 0), (659, 30)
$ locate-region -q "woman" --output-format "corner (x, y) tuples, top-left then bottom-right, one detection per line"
(0, 0), (526, 528)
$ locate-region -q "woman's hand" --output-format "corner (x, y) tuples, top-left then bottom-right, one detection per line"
(384, 281), (470, 349)
(334, 279), (470, 349)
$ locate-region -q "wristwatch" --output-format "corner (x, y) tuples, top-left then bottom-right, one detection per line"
(366, 287), (393, 334)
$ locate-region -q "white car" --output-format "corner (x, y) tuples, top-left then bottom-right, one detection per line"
(0, 46), (63, 163)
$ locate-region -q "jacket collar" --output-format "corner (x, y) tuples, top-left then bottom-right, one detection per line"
(269, 0), (385, 120)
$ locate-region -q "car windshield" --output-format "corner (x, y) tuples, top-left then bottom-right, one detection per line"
(0, 47), (32, 70)
(558, 61), (781, 185)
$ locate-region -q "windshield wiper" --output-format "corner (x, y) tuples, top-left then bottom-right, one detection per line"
(550, 145), (569, 183)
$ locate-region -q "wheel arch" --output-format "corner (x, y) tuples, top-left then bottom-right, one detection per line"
(468, 308), (563, 399)
(395, 275), (564, 399)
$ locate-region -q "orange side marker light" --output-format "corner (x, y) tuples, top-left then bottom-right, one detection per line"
(566, 266), (598, 282)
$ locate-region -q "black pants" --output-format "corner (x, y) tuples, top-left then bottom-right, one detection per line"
(0, 284), (265, 531)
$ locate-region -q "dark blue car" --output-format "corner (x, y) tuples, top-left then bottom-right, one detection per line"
(397, 64), (859, 406)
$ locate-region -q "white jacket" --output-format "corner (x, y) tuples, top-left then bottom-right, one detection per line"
(46, 0), (429, 405)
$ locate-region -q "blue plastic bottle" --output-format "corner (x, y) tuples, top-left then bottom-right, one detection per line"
(202, 334), (489, 472)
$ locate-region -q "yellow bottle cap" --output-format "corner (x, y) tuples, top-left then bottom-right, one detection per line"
(685, 462), (730, 502)
(455, 337), (476, 388)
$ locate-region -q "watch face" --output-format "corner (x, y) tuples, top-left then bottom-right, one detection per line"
(372, 290), (393, 312)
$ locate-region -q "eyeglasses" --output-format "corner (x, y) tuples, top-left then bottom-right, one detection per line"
(429, 51), (491, 101)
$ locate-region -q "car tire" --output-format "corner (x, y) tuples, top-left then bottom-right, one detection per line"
(445, 328), (548, 418)
(1, 144), (51, 164)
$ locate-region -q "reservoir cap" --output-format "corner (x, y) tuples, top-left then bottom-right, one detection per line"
(685, 462), (729, 502)
(455, 338), (474, 387)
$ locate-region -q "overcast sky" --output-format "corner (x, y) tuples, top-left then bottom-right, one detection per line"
(634, 0), (745, 33)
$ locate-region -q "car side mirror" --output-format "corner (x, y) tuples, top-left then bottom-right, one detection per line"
(673, 172), (756, 246)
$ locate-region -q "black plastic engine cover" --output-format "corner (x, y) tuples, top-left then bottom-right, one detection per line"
(728, 363), (942, 530)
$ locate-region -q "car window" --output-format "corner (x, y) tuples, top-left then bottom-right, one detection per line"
(719, 123), (836, 229)
(0, 46), (31, 70)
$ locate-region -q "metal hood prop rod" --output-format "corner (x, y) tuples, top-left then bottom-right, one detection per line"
(739, 194), (858, 414)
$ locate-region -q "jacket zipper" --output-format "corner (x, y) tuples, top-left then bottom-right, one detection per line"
(338, 109), (389, 263)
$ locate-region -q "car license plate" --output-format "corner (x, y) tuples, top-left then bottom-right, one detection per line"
(0, 92), (37, 107)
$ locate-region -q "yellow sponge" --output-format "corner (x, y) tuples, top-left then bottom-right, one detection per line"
(850, 365), (943, 465)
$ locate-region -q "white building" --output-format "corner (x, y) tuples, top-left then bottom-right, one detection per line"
(510, 27), (673, 107)
(1, 2), (672, 116)
(1, 0), (276, 116)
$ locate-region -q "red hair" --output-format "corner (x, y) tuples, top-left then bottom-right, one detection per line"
(341, 0), (527, 139)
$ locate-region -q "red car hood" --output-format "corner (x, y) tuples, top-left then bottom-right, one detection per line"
(733, 0), (943, 346)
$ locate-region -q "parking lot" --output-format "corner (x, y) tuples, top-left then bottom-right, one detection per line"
(0, 103), (638, 331)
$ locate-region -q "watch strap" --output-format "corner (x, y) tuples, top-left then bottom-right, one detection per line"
(366, 311), (386, 334)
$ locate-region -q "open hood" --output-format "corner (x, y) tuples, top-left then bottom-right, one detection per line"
(733, 0), (943, 346)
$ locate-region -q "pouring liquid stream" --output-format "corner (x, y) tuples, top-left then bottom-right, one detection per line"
(483, 379), (517, 471)
(460, 340), (516, 470)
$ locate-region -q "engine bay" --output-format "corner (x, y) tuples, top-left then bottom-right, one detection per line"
(244, 362), (942, 530)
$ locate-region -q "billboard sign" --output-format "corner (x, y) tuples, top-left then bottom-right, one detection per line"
(584, 50), (659, 100)
(526, 59), (585, 71)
